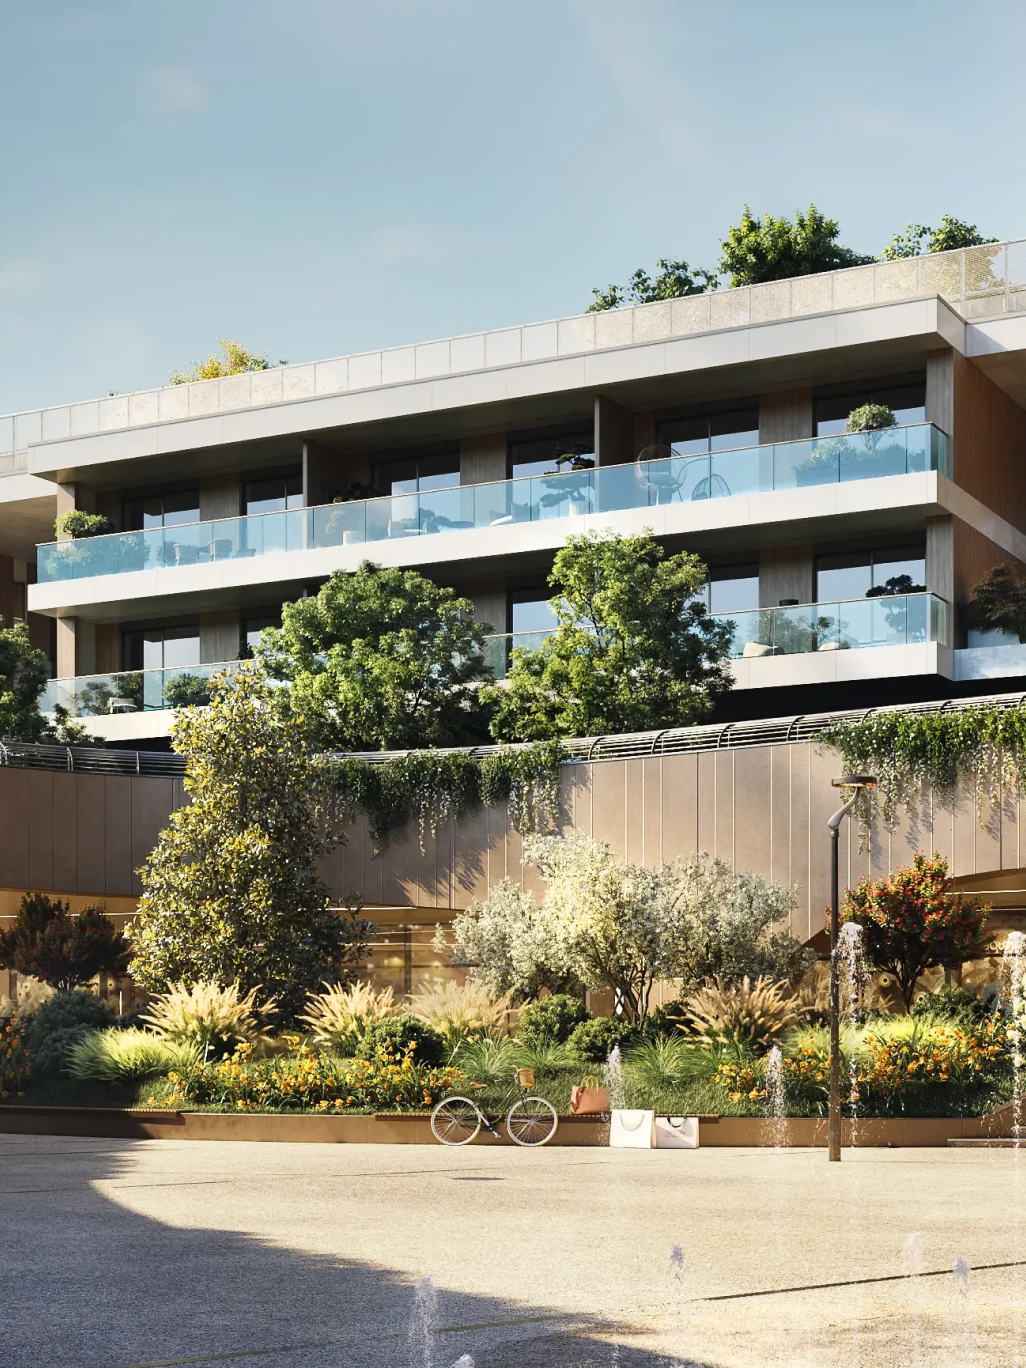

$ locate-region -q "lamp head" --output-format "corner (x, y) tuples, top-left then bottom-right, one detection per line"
(831, 775), (877, 789)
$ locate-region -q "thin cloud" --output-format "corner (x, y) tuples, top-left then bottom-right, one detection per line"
(138, 65), (208, 121)
(0, 257), (48, 294)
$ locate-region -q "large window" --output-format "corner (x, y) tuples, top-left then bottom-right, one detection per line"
(659, 408), (759, 456)
(373, 453), (460, 495)
(816, 545), (926, 602)
(509, 432), (594, 481)
(815, 383), (926, 437)
(510, 590), (557, 637)
(242, 611), (282, 657)
(244, 473), (303, 516)
(703, 566), (760, 614)
(122, 624), (200, 672)
(123, 489), (199, 531)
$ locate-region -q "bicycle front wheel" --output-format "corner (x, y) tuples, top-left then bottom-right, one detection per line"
(431, 1097), (483, 1146)
(506, 1096), (558, 1147)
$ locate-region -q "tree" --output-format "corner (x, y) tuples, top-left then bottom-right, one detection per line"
(588, 258), (717, 312)
(256, 563), (493, 752)
(130, 664), (372, 1022)
(0, 623), (91, 745)
(439, 835), (804, 1020)
(839, 853), (992, 1009)
(0, 892), (129, 992)
(170, 339), (287, 385)
(719, 205), (874, 286)
(964, 562), (1026, 642)
(882, 216), (997, 260)
(485, 530), (733, 742)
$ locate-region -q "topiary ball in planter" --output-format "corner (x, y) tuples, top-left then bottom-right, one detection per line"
(516, 994), (590, 1046)
(566, 1015), (640, 1063)
(357, 1014), (445, 1067)
(845, 403), (896, 434)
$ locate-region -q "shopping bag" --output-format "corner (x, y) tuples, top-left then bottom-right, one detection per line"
(570, 1086), (610, 1115)
(609, 1109), (655, 1148)
(654, 1115), (699, 1149)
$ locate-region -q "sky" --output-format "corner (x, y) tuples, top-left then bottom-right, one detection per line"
(2, 0), (1025, 414)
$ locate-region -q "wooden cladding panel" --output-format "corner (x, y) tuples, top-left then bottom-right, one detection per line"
(953, 353), (1026, 531)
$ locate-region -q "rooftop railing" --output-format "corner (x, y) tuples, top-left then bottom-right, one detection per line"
(36, 423), (948, 585)
(3, 237), (1023, 462)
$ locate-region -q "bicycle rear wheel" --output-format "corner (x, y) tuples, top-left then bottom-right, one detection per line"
(431, 1096), (483, 1146)
(506, 1096), (558, 1147)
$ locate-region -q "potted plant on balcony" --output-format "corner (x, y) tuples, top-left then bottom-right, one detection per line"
(50, 510), (116, 577)
(324, 482), (380, 545)
(539, 445), (596, 518)
(793, 404), (901, 485)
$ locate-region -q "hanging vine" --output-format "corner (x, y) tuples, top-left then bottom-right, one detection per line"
(319, 742), (565, 852)
(818, 701), (1026, 829)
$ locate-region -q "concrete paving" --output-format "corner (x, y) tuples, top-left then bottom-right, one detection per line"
(1, 1135), (1025, 1367)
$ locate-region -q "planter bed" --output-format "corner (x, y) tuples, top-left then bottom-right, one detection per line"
(0, 1106), (1014, 1146)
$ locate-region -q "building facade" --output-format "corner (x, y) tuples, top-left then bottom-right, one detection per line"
(2, 238), (1026, 746)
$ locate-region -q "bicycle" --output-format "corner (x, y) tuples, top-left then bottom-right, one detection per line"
(430, 1066), (559, 1147)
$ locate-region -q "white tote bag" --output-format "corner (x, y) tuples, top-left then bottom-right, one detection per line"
(609, 1109), (655, 1149)
(654, 1115), (699, 1150)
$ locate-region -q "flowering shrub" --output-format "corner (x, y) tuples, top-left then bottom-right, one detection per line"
(0, 1014), (31, 1097)
(714, 1018), (1011, 1117)
(163, 1042), (464, 1112)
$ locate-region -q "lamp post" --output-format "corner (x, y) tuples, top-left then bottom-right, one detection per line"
(827, 775), (877, 1163)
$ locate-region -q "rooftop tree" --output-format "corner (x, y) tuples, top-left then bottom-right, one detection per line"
(588, 258), (717, 312)
(719, 205), (874, 286)
(882, 216), (997, 259)
(130, 664), (371, 1023)
(256, 563), (494, 752)
(485, 530), (733, 742)
(170, 339), (287, 384)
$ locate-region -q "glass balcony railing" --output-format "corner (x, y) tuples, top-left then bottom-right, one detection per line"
(483, 593), (948, 677)
(41, 660), (240, 718)
(35, 423), (949, 585)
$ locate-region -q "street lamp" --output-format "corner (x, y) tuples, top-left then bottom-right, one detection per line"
(827, 775), (877, 1163)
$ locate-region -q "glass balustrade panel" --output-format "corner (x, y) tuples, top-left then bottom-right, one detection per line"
(33, 425), (945, 581)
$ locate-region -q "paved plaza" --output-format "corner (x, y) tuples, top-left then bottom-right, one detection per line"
(1, 1134), (1025, 1367)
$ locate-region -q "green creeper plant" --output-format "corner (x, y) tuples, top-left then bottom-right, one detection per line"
(484, 530), (734, 742)
(256, 563), (493, 752)
(819, 699), (1026, 829)
(719, 205), (874, 286)
(839, 853), (992, 1009)
(130, 663), (372, 1023)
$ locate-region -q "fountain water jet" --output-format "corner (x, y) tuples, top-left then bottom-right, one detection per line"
(1004, 931), (1026, 1145)
(902, 1232), (925, 1368)
(835, 921), (867, 1144)
(409, 1276), (438, 1368)
(764, 1045), (786, 1149)
(606, 1044), (626, 1111)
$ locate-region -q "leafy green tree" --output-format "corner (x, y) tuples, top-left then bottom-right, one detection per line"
(256, 563), (493, 752)
(839, 853), (992, 1009)
(964, 562), (1026, 642)
(588, 258), (717, 312)
(719, 205), (874, 286)
(0, 623), (90, 745)
(485, 530), (733, 742)
(0, 892), (129, 992)
(130, 664), (372, 1022)
(882, 216), (997, 259)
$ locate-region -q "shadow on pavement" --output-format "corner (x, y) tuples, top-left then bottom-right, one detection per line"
(0, 1136), (712, 1368)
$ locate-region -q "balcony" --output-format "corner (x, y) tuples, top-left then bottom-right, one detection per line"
(35, 424), (948, 585)
(41, 660), (240, 718)
(483, 592), (948, 678)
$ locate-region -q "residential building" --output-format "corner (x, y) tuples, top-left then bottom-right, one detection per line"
(5, 238), (1026, 746)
